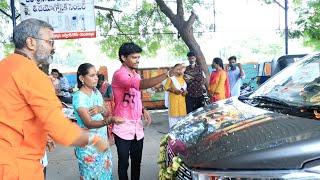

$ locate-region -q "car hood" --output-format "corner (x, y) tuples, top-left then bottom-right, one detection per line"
(167, 97), (320, 170)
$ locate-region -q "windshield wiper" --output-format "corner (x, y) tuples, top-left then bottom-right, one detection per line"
(253, 96), (291, 107)
(238, 95), (252, 101)
(299, 105), (320, 110)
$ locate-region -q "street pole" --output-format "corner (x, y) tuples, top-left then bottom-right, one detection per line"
(284, 0), (288, 55)
(273, 0), (288, 55)
(10, 0), (16, 28)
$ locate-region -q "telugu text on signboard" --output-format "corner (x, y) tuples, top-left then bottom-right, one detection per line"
(19, 0), (96, 39)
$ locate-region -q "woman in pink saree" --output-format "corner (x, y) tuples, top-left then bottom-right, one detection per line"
(209, 57), (231, 103)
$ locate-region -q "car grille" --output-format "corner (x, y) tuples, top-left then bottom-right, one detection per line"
(166, 145), (192, 180)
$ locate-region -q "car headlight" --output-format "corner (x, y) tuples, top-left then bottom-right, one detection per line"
(191, 169), (320, 180)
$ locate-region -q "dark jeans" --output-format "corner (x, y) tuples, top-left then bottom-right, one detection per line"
(114, 134), (144, 180)
(186, 94), (204, 114)
(43, 167), (46, 179)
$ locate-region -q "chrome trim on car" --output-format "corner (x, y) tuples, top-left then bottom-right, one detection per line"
(166, 145), (192, 180)
(191, 169), (320, 179)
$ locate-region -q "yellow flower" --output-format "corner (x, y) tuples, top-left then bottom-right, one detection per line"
(172, 161), (180, 171)
(158, 134), (183, 180)
(160, 146), (166, 153)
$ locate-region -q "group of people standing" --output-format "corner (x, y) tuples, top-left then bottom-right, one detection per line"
(208, 55), (245, 102)
(67, 43), (182, 180)
(0, 18), (181, 180)
(163, 51), (207, 128)
(0, 17), (246, 180)
(164, 52), (245, 128)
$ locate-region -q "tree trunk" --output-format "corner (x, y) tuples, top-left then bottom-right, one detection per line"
(155, 0), (210, 83)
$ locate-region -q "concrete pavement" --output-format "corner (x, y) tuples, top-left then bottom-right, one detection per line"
(47, 109), (169, 180)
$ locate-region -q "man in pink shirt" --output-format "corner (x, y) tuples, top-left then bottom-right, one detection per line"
(112, 42), (178, 180)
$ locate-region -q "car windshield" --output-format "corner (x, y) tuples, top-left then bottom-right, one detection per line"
(250, 52), (320, 107)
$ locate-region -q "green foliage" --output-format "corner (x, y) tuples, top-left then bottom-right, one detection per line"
(0, 0), (299, 64)
(0, 0), (20, 56)
(0, 1), (9, 11)
(96, 0), (204, 60)
(52, 39), (87, 67)
(0, 0), (20, 28)
(292, 0), (320, 50)
(3, 42), (14, 56)
(170, 40), (189, 58)
(0, 1), (11, 54)
(260, 0), (320, 50)
(184, 0), (211, 10)
(53, 52), (86, 67)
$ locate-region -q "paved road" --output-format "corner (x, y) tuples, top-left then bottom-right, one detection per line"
(47, 109), (169, 180)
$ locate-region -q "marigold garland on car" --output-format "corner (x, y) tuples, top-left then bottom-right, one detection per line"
(158, 135), (182, 180)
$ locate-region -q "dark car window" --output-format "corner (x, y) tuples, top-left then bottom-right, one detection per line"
(251, 53), (320, 107)
(271, 54), (307, 76)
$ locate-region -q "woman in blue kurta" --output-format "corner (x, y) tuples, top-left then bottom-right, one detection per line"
(73, 63), (124, 180)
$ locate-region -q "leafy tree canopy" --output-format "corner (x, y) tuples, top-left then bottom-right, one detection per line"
(0, 0), (313, 65)
(0, 0), (14, 54)
(291, 0), (320, 50)
(259, 0), (320, 50)
(95, 0), (207, 59)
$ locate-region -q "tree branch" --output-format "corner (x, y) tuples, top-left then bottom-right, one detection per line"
(185, 11), (197, 28)
(142, 6), (157, 34)
(94, 5), (122, 12)
(273, 0), (284, 9)
(0, 9), (11, 19)
(110, 12), (133, 42)
(156, 6), (163, 22)
(155, 0), (176, 20)
(177, 0), (184, 18)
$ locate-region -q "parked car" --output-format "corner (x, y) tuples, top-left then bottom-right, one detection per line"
(271, 54), (307, 76)
(163, 52), (320, 179)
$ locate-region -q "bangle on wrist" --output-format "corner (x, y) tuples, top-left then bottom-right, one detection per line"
(104, 116), (112, 126)
(167, 71), (171, 78)
(104, 120), (111, 126)
(101, 107), (106, 114)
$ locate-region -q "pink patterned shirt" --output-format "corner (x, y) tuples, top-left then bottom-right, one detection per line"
(111, 65), (144, 140)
